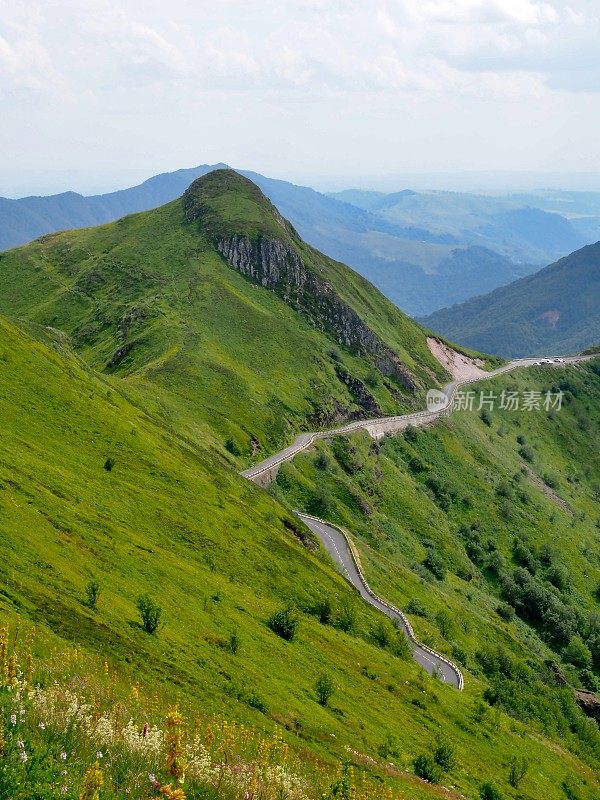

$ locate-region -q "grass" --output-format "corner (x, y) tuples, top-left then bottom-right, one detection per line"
(0, 171), (599, 798)
(271, 360), (600, 797)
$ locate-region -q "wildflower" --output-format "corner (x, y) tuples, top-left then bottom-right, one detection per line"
(60, 751), (68, 761)
(39, 722), (46, 730)
(61, 788), (68, 796)
(149, 773), (156, 784)
(165, 706), (186, 780)
(10, 714), (17, 726)
(17, 739), (24, 749)
(20, 751), (28, 763)
(79, 761), (103, 800)
(142, 722), (148, 738)
(7, 653), (17, 686)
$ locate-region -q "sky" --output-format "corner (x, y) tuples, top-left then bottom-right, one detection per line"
(2, 0), (600, 195)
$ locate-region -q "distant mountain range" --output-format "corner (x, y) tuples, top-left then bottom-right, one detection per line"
(1, 164), (597, 315)
(420, 241), (600, 357)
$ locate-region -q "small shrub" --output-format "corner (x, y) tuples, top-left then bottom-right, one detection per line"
(228, 632), (240, 654)
(315, 673), (335, 706)
(543, 472), (559, 490)
(423, 547), (446, 580)
(136, 594), (162, 634)
(435, 610), (454, 639)
(336, 600), (356, 633)
(247, 692), (268, 713)
(480, 783), (503, 800)
(413, 753), (442, 783)
(378, 732), (400, 760)
(314, 597), (333, 625)
(103, 457), (115, 472)
(225, 438), (241, 456)
(480, 409), (493, 426)
(84, 579), (101, 610)
(267, 606), (299, 641)
(433, 738), (456, 771)
(519, 445), (535, 463)
(404, 425), (419, 443)
(406, 598), (429, 617)
(371, 619), (393, 648)
(497, 603), (515, 622)
(314, 452), (330, 470)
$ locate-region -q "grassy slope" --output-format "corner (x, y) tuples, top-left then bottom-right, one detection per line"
(5, 316), (598, 798)
(272, 361), (600, 797)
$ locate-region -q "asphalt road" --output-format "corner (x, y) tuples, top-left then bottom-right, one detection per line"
(242, 354), (592, 482)
(240, 353), (595, 689)
(296, 512), (463, 688)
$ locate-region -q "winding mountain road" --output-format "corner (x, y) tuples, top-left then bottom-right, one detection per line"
(242, 354), (590, 485)
(296, 512), (464, 688)
(241, 352), (594, 688)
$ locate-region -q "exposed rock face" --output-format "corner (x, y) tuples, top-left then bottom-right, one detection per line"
(335, 367), (382, 416)
(217, 234), (417, 391)
(575, 689), (600, 722)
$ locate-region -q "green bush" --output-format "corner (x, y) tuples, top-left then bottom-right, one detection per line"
(423, 547), (447, 580)
(413, 753), (442, 783)
(433, 738), (456, 771)
(335, 600), (356, 633)
(267, 606), (299, 641)
(313, 596), (333, 625)
(315, 673), (335, 706)
(84, 579), (101, 610)
(480, 782), (503, 800)
(136, 593), (162, 634)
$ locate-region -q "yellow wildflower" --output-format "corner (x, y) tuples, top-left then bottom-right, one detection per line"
(166, 705), (186, 780)
(79, 761), (104, 800)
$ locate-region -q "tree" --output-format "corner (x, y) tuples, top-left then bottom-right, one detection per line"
(563, 636), (592, 670)
(315, 673), (335, 706)
(136, 594), (162, 634)
(508, 755), (529, 788)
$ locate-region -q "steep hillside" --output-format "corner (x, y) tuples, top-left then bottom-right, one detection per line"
(0, 170), (446, 460)
(421, 242), (600, 357)
(1, 172), (600, 798)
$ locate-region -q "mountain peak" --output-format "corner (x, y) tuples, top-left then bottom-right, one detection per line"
(182, 168), (289, 240)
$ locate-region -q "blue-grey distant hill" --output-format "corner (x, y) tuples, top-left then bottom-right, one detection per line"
(420, 242), (600, 357)
(1, 164), (594, 315)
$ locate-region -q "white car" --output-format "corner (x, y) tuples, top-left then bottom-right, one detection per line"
(554, 358), (565, 363)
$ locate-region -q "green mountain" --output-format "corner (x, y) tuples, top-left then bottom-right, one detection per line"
(1, 170), (600, 799)
(1, 164), (576, 316)
(0, 169), (447, 459)
(421, 242), (600, 357)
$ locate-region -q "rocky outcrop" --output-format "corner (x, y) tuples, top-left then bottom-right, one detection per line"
(335, 367), (381, 416)
(217, 234), (417, 391)
(575, 689), (600, 722)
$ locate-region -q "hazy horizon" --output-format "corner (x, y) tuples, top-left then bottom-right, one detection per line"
(4, 166), (600, 200)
